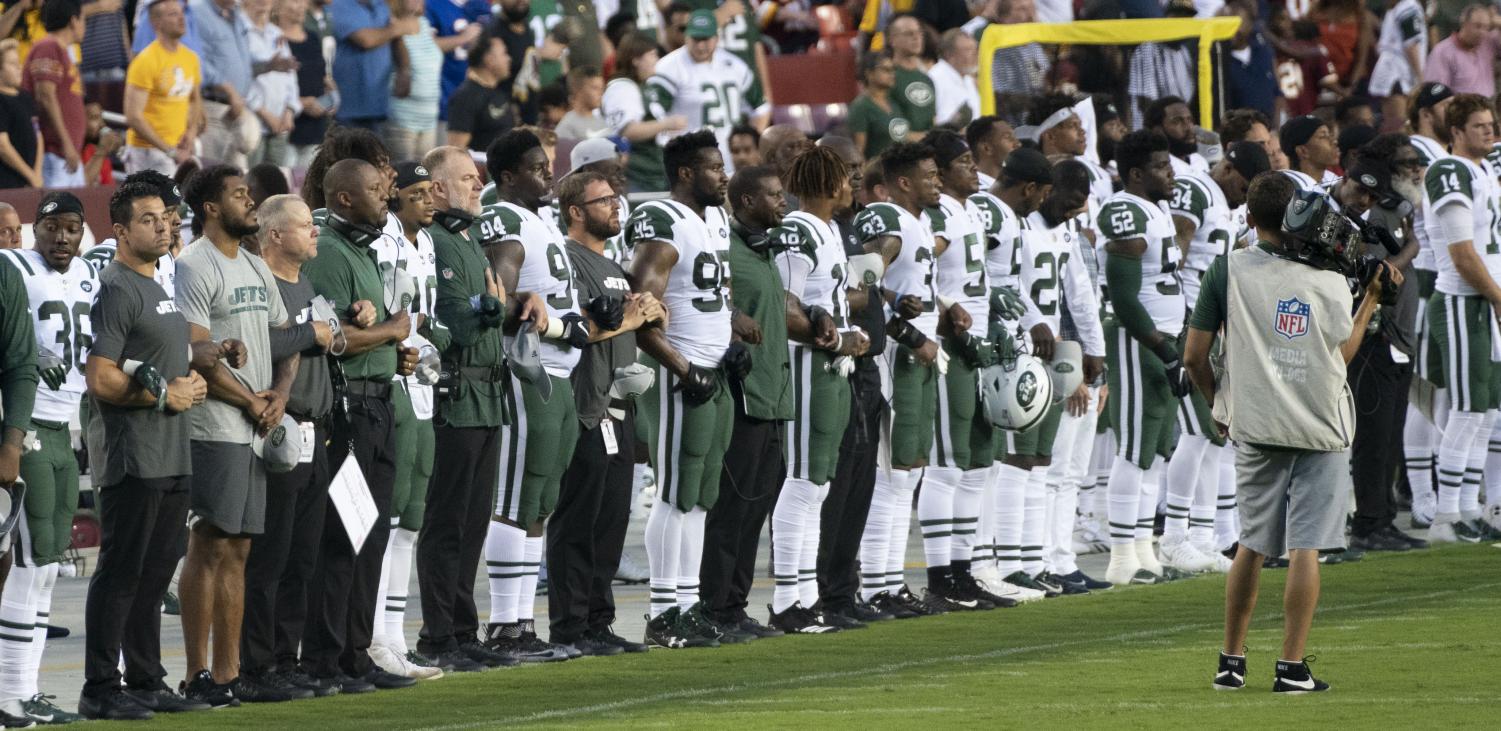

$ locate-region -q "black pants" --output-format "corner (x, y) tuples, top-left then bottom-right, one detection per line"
(547, 412), (635, 642)
(83, 474), (189, 695)
(416, 424), (501, 655)
(241, 422), (330, 674)
(1350, 335), (1412, 537)
(819, 362), (887, 612)
(702, 404), (784, 622)
(301, 398), (395, 678)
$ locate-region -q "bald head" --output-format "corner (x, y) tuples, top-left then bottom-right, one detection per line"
(817, 135), (862, 167)
(760, 125), (813, 178)
(324, 159), (387, 227)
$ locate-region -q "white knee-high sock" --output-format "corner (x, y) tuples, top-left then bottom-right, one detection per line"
(1405, 402), (1437, 514)
(1106, 456), (1144, 546)
(1039, 469), (1062, 571)
(26, 564), (55, 699)
(797, 484), (828, 608)
(1189, 444), (1220, 546)
(952, 468), (986, 565)
(971, 464), (998, 568)
(885, 468), (918, 592)
(993, 464), (1027, 576)
(485, 521), (527, 624)
(645, 500), (683, 618)
(677, 506), (706, 610)
(1438, 409), (1486, 519)
(517, 536), (544, 622)
(372, 519), (397, 647)
(379, 526), (417, 652)
(1045, 470), (1080, 575)
(771, 478), (817, 613)
(1461, 411), (1497, 519)
(918, 466), (960, 569)
(1138, 461), (1162, 540)
(1488, 425), (1501, 509)
(1163, 435), (1209, 542)
(858, 469), (896, 601)
(1216, 444), (1239, 549)
(0, 563), (42, 702)
(1020, 467), (1048, 576)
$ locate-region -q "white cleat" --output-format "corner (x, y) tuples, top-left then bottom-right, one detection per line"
(983, 575), (1046, 603)
(1192, 539), (1234, 572)
(1160, 537), (1219, 573)
(1134, 537), (1164, 576)
(1104, 545), (1141, 587)
(370, 643), (444, 681)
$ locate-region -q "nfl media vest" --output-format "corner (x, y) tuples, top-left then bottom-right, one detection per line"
(1221, 246), (1356, 452)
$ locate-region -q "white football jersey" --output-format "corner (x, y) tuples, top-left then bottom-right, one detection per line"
(1424, 155), (1501, 296)
(1411, 134), (1447, 272)
(82, 241), (176, 298)
(854, 202), (939, 337)
(645, 47), (765, 175)
(0, 250), (98, 422)
(625, 199), (733, 368)
(1375, 0), (1426, 60)
(969, 191), (1027, 292)
(932, 193), (990, 337)
(1097, 191), (1186, 333)
(1168, 169), (1234, 274)
(776, 211), (851, 327)
(481, 202), (585, 376)
(1021, 212), (1106, 356)
(374, 228), (441, 418)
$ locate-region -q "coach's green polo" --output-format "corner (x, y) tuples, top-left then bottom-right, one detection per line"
(728, 219), (792, 422)
(429, 223), (508, 427)
(303, 222), (397, 381)
(0, 261), (37, 434)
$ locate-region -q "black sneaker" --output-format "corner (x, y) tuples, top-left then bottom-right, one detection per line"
(276, 667), (340, 697)
(1379, 524), (1428, 549)
(1055, 569), (1112, 591)
(364, 668), (417, 690)
(78, 689), (153, 722)
(895, 585), (939, 616)
(678, 603), (727, 645)
(44, 626), (68, 640)
(235, 669), (313, 702)
(953, 574), (1018, 608)
(867, 591), (918, 619)
(768, 603), (840, 634)
(1262, 556), (1290, 569)
(918, 588), (959, 615)
(1036, 571), (1088, 596)
(463, 637), (520, 668)
(332, 674), (375, 694)
(416, 649), (488, 673)
(554, 634), (622, 657)
(1348, 530), (1411, 552)
(815, 604), (868, 630)
(0, 701), (35, 728)
(849, 598), (894, 622)
(1319, 547), (1364, 564)
(1273, 657), (1330, 694)
(520, 619), (576, 661)
(1213, 651), (1246, 691)
(586, 627), (649, 653)
(121, 681), (212, 713)
(1002, 571), (1060, 598)
(180, 671), (239, 709)
(643, 607), (717, 649)
(706, 615), (757, 644)
(736, 615), (785, 638)
(18, 693), (82, 724)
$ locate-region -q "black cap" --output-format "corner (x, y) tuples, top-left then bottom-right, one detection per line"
(1346, 160), (1394, 199)
(1415, 82), (1454, 110)
(394, 161), (431, 190)
(928, 133), (971, 170)
(1338, 124), (1377, 156)
(1002, 147), (1053, 185)
(1225, 141), (1270, 181)
(1097, 101), (1120, 124)
(36, 192), (83, 220)
(1279, 115), (1325, 151)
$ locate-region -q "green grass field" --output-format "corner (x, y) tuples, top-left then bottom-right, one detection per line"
(110, 544), (1501, 730)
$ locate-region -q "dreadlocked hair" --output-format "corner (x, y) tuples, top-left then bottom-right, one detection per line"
(300, 126), (392, 209)
(785, 146), (849, 200)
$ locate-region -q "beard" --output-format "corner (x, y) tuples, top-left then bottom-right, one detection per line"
(225, 217), (261, 239)
(584, 213), (621, 240)
(502, 2), (529, 22)
(1169, 135), (1198, 158)
(1393, 177), (1423, 207)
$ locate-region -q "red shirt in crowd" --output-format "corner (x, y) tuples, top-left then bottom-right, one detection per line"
(20, 36), (85, 158)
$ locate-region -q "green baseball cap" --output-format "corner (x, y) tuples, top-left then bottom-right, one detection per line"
(685, 9), (717, 39)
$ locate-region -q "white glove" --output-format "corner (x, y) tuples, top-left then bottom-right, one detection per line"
(936, 346), (950, 375)
(833, 355), (855, 377)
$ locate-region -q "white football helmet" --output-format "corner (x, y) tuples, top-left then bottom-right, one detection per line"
(979, 350), (1053, 432)
(383, 263), (419, 315)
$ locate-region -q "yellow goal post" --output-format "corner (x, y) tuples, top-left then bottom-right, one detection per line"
(977, 17), (1243, 130)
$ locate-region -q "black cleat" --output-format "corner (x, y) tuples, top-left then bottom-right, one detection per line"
(1273, 658), (1330, 694)
(644, 607), (718, 649)
(850, 598), (894, 622)
(867, 591), (918, 619)
(277, 667), (340, 697)
(363, 668), (417, 690)
(814, 603), (868, 630)
(678, 603), (729, 645)
(895, 585), (939, 616)
(462, 638), (520, 668)
(417, 649), (488, 673)
(332, 674), (375, 694)
(121, 681), (212, 713)
(1213, 651), (1246, 691)
(78, 689), (153, 721)
(953, 574), (1017, 608)
(917, 588), (960, 615)
(1379, 524), (1428, 549)
(735, 615), (785, 639)
(586, 627), (650, 653)
(1055, 569), (1112, 591)
(1002, 571), (1060, 598)
(180, 671), (239, 709)
(556, 634), (624, 657)
(1348, 530), (1411, 552)
(767, 603), (840, 634)
(1036, 571), (1088, 596)
(234, 670), (313, 702)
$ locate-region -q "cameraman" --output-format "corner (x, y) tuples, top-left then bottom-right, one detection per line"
(1185, 174), (1397, 693)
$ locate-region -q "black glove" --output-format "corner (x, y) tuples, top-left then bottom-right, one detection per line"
(675, 363), (719, 405)
(475, 293), (505, 327)
(586, 295), (625, 332)
(558, 312), (590, 349)
(1153, 340), (1192, 398)
(722, 341), (753, 382)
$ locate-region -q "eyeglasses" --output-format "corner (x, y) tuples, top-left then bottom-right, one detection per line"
(580, 195), (619, 209)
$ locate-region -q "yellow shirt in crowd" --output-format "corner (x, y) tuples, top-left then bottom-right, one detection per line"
(124, 40), (199, 149)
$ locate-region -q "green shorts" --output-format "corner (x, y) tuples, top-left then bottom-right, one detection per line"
(786, 345), (852, 485)
(889, 344), (938, 469)
(1428, 292), (1501, 413)
(391, 384), (433, 531)
(1106, 322), (1176, 470)
(1003, 398), (1062, 458)
(495, 373), (579, 526)
(637, 355), (734, 511)
(15, 420), (79, 567)
(932, 338), (996, 470)
(1176, 387), (1225, 446)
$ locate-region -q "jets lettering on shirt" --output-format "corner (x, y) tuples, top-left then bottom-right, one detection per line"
(0, 249), (99, 421)
(481, 201), (584, 375)
(931, 193), (990, 337)
(1097, 191), (1186, 332)
(854, 201), (939, 337)
(625, 199), (734, 368)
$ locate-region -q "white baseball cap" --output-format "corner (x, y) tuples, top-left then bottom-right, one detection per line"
(570, 137), (620, 174)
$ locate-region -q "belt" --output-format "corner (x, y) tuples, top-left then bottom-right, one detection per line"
(460, 365), (508, 383)
(287, 411), (330, 430)
(605, 397), (632, 421)
(30, 419), (68, 431)
(342, 379), (392, 399)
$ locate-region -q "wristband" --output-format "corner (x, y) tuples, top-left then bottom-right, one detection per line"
(542, 317), (566, 339)
(889, 318), (929, 350)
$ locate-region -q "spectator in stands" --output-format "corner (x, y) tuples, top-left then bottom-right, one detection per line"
(79, 0), (130, 111)
(930, 27), (979, 128)
(729, 123), (761, 171)
(760, 0), (820, 55)
(885, 14), (934, 137)
(81, 99), (118, 183)
(192, 0), (260, 168)
(491, 0), (537, 124)
(965, 115), (1016, 190)
(1313, 0), (1372, 97)
(1334, 95), (1375, 134)
(660, 1), (692, 54)
(1425, 4), (1500, 97)
(245, 0), (300, 165)
(330, 0), (415, 130)
(278, 0), (328, 169)
(246, 160), (289, 203)
(1034, 0), (1072, 23)
(554, 65), (607, 140)
(446, 30), (516, 152)
(388, 0), (443, 163)
(0, 202), (18, 246)
(1128, 0), (1196, 131)
(601, 31), (684, 193)
(847, 50), (910, 159)
(988, 0), (1048, 125)
(125, 0), (199, 176)
(1369, 0), (1426, 132)
(1272, 9), (1339, 118)
(1218, 1), (1276, 120)
(0, 38), (40, 189)
(425, 0), (486, 123)
(22, 0), (85, 187)
(133, 0), (200, 52)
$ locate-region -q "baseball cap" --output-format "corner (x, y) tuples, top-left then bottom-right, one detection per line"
(1096, 101), (1120, 125)
(685, 9), (717, 39)
(1415, 82), (1454, 110)
(1279, 114), (1325, 151)
(253, 414), (302, 474)
(1002, 147), (1053, 185)
(36, 192), (83, 221)
(1346, 160), (1392, 195)
(394, 161), (431, 190)
(570, 137), (620, 174)
(1337, 124), (1377, 158)
(1225, 141), (1271, 181)
(507, 320), (552, 402)
(1164, 0), (1197, 17)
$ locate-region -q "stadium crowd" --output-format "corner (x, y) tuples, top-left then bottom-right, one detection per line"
(0, 0), (1496, 722)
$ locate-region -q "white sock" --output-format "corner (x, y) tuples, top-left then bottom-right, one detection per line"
(1163, 435), (1209, 542)
(645, 499), (683, 618)
(1138, 461), (1163, 540)
(797, 484), (828, 608)
(993, 464), (1027, 576)
(378, 526), (417, 653)
(677, 506), (706, 610)
(1438, 409), (1485, 518)
(1106, 456), (1144, 546)
(771, 478), (817, 613)
(1488, 435), (1501, 509)
(971, 464), (998, 568)
(1462, 411), (1497, 519)
(0, 563), (42, 702)
(1216, 444), (1239, 550)
(1405, 402), (1437, 512)
(918, 466), (960, 569)
(26, 564), (55, 699)
(1039, 470), (1062, 573)
(1045, 467), (1080, 576)
(484, 521), (527, 624)
(1020, 467), (1048, 576)
(1189, 444), (1221, 546)
(952, 468), (986, 565)
(885, 468), (917, 593)
(517, 536), (543, 622)
(858, 469), (895, 601)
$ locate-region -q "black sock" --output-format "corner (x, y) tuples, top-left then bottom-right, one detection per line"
(950, 559), (972, 579)
(926, 566), (950, 589)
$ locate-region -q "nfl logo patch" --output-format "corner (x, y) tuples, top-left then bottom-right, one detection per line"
(1274, 297), (1310, 340)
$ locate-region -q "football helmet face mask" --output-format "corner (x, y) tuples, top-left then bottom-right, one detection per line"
(979, 334), (1053, 432)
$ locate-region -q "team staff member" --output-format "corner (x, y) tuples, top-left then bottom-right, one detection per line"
(0, 194), (88, 726)
(547, 171), (662, 656)
(300, 159), (420, 693)
(241, 194), (339, 699)
(81, 183), (210, 721)
(1187, 176), (1393, 694)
